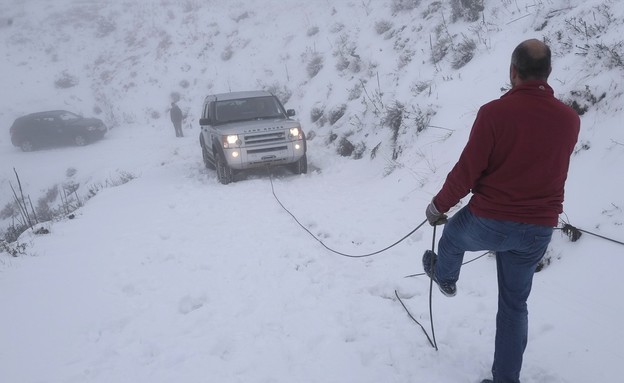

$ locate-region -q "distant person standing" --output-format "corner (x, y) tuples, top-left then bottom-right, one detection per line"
(170, 102), (183, 137)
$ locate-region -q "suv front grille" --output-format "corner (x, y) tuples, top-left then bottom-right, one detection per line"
(243, 131), (286, 145)
(247, 146), (288, 154)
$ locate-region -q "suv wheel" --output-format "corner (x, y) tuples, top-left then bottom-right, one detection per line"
(74, 135), (87, 146)
(216, 152), (234, 185)
(20, 140), (34, 152)
(290, 154), (308, 175)
(202, 143), (215, 170)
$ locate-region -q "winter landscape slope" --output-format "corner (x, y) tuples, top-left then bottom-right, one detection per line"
(1, 1), (623, 382)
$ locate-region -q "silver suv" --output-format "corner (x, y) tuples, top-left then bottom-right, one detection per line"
(199, 91), (307, 184)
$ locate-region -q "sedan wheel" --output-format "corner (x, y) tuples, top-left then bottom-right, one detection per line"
(74, 135), (87, 146)
(20, 140), (34, 152)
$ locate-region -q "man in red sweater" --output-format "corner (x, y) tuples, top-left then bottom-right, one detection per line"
(423, 39), (580, 383)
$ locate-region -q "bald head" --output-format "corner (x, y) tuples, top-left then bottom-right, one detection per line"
(510, 39), (552, 84)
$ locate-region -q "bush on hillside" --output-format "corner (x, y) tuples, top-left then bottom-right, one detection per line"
(452, 36), (476, 69)
(328, 104), (347, 125)
(451, 0), (484, 22)
(310, 106), (324, 123)
(391, 0), (421, 15)
(306, 53), (324, 78)
(95, 17), (116, 38)
(337, 137), (355, 157)
(375, 20), (393, 35)
(307, 26), (319, 37)
(55, 71), (79, 89)
(565, 85), (606, 116)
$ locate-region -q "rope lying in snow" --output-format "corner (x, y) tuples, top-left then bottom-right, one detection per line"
(267, 169), (428, 258)
(268, 168), (439, 348)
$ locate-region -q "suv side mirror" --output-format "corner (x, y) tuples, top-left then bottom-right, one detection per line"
(286, 109), (296, 117)
(199, 118), (211, 125)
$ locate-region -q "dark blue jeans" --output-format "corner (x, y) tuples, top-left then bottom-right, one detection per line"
(435, 206), (553, 383)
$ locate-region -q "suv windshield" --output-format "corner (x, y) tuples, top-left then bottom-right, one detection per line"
(214, 96), (284, 124)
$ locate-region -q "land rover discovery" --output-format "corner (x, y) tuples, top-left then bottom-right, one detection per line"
(198, 91), (307, 184)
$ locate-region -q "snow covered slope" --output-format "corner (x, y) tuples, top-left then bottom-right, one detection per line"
(1, 1), (623, 382)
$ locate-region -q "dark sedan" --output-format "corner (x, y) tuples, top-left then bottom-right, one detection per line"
(10, 110), (107, 151)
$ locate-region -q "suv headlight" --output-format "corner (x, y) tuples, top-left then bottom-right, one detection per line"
(223, 134), (241, 148)
(289, 127), (303, 140)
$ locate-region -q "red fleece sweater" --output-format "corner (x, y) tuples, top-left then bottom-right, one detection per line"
(433, 81), (580, 227)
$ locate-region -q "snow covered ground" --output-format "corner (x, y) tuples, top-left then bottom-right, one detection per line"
(1, 1), (623, 382)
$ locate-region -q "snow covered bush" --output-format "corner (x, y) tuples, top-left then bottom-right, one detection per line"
(391, 0), (421, 15)
(328, 104), (347, 125)
(310, 106), (324, 123)
(565, 86), (607, 116)
(451, 0), (483, 22)
(306, 53), (324, 78)
(337, 137), (355, 157)
(375, 20), (393, 35)
(452, 36), (476, 69)
(306, 26), (319, 37)
(54, 71), (79, 88)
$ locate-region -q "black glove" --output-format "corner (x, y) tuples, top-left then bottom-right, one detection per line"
(426, 200), (448, 226)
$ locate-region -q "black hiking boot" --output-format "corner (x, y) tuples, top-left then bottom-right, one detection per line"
(422, 250), (457, 297)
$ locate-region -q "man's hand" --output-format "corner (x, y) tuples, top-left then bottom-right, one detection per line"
(426, 200), (448, 226)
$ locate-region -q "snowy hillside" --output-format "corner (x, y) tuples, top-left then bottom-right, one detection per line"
(1, 1), (623, 382)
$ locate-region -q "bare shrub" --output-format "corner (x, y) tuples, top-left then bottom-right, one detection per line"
(306, 53), (324, 78)
(383, 101), (405, 144)
(375, 20), (393, 35)
(157, 33), (172, 58)
(55, 71), (79, 88)
(452, 36), (476, 69)
(221, 45), (233, 61)
(451, 0), (484, 22)
(337, 137), (355, 157)
(333, 34), (362, 74)
(335, 56), (350, 71)
(411, 80), (432, 96)
(0, 239), (27, 257)
(0, 202), (18, 221)
(310, 106), (324, 123)
(565, 86), (606, 116)
(398, 49), (415, 69)
(95, 17), (116, 38)
(348, 83), (363, 101)
(327, 132), (338, 144)
(328, 104), (347, 125)
(35, 185), (60, 222)
(391, 0), (421, 14)
(422, 1), (443, 19)
(353, 142), (367, 159)
(233, 11), (251, 22)
(183, 1), (200, 13)
(411, 105), (437, 133)
(431, 34), (451, 64)
(87, 171), (136, 199)
(66, 167), (77, 178)
(307, 26), (319, 37)
(330, 23), (345, 33)
(577, 42), (624, 70)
